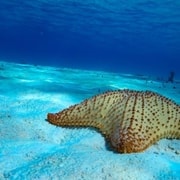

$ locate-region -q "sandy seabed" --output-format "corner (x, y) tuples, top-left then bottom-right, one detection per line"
(0, 61), (179, 180)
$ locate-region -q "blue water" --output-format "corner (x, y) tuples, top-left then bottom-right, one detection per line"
(0, 0), (180, 78)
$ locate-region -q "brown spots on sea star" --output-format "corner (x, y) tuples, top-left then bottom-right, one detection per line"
(47, 90), (180, 153)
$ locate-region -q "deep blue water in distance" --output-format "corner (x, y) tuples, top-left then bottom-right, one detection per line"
(0, 0), (180, 78)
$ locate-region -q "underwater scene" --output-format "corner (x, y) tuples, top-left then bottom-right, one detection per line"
(0, 0), (180, 180)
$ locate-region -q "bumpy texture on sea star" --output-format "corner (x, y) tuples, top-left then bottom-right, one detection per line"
(47, 90), (180, 153)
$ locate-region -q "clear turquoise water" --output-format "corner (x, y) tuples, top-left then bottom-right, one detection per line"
(0, 61), (179, 179)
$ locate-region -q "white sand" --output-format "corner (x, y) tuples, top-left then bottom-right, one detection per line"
(0, 61), (179, 180)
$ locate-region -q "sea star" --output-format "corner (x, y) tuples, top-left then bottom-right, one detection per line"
(47, 90), (180, 153)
